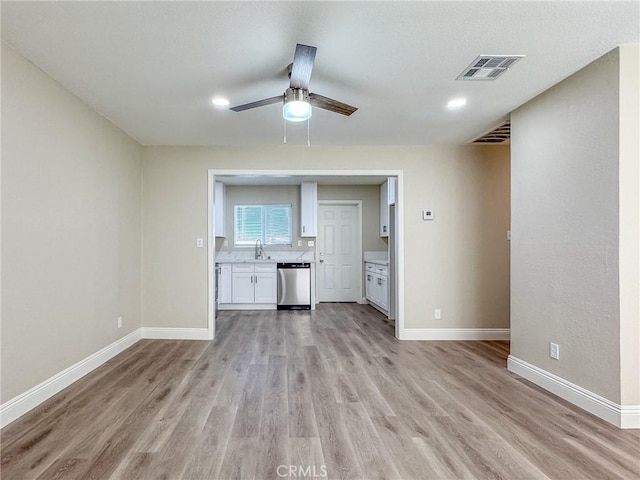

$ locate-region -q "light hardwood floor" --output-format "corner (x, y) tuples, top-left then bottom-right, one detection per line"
(1, 304), (639, 479)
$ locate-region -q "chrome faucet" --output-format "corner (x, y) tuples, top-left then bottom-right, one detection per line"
(255, 239), (265, 260)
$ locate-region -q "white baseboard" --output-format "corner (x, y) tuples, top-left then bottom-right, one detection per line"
(0, 326), (214, 429)
(141, 327), (209, 340)
(401, 328), (510, 341)
(0, 329), (141, 429)
(508, 355), (640, 429)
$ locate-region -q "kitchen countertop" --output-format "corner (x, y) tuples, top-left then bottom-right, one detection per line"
(215, 258), (315, 264)
(365, 259), (389, 266)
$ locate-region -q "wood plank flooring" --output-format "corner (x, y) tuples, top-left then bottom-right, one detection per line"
(2, 304), (639, 479)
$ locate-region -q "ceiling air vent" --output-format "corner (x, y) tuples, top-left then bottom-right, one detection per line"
(472, 122), (510, 144)
(457, 55), (524, 81)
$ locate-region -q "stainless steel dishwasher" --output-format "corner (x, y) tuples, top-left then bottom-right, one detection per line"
(277, 262), (311, 310)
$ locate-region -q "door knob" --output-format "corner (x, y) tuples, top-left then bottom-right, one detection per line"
(319, 259), (324, 263)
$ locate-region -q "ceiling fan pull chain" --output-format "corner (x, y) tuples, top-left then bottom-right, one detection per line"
(307, 117), (311, 147)
(283, 116), (287, 144)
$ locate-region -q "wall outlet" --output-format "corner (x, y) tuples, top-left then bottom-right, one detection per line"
(307, 240), (315, 247)
(550, 342), (560, 360)
(297, 240), (303, 247)
(117, 316), (123, 329)
(434, 309), (442, 320)
(422, 210), (434, 221)
(196, 238), (204, 248)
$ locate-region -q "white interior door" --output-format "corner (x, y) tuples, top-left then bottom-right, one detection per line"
(317, 203), (362, 302)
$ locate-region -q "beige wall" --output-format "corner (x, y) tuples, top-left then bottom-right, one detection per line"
(1, 44), (143, 402)
(142, 145), (510, 330)
(317, 185), (388, 254)
(511, 46), (639, 405)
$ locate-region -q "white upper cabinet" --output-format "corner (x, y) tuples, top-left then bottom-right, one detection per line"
(387, 177), (397, 205)
(300, 181), (318, 237)
(214, 181), (226, 237)
(379, 177), (397, 237)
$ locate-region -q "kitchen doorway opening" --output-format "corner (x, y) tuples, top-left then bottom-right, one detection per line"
(207, 169), (404, 341)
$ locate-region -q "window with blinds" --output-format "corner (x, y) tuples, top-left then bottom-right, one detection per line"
(234, 204), (292, 247)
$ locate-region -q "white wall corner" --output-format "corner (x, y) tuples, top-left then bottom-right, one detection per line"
(0, 329), (142, 429)
(507, 355), (640, 429)
(401, 328), (510, 341)
(141, 327), (209, 340)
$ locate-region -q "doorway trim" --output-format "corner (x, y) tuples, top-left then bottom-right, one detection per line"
(317, 200), (363, 304)
(208, 169), (405, 340)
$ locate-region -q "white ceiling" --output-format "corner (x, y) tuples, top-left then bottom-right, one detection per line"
(2, 1), (638, 147)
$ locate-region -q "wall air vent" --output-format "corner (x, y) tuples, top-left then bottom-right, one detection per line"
(472, 122), (510, 144)
(457, 55), (524, 81)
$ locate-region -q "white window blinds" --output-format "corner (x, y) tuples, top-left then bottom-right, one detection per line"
(234, 204), (292, 246)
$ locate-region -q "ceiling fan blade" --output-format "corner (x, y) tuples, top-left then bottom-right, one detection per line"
(309, 93), (358, 116)
(289, 44), (317, 90)
(230, 95), (283, 112)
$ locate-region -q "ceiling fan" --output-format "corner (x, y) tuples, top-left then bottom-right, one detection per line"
(230, 44), (358, 122)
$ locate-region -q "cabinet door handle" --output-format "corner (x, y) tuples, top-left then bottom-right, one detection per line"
(255, 274), (258, 283)
(302, 225), (306, 233)
(251, 275), (253, 284)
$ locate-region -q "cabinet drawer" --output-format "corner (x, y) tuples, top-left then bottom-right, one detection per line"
(376, 266), (388, 276)
(254, 263), (276, 273)
(232, 263), (254, 273)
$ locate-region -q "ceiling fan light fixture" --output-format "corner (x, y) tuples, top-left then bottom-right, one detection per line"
(283, 88), (312, 122)
(211, 97), (230, 107)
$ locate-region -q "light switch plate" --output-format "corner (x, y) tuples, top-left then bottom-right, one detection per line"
(196, 238), (204, 248)
(297, 240), (303, 247)
(422, 210), (434, 220)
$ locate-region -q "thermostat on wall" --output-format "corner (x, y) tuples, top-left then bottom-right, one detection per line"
(422, 210), (434, 220)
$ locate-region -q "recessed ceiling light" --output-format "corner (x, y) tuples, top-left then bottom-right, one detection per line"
(447, 98), (467, 110)
(211, 97), (230, 107)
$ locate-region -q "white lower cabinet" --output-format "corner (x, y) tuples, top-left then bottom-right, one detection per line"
(232, 272), (255, 303)
(223, 262), (277, 307)
(254, 270), (277, 303)
(365, 262), (388, 314)
(218, 264), (232, 303)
